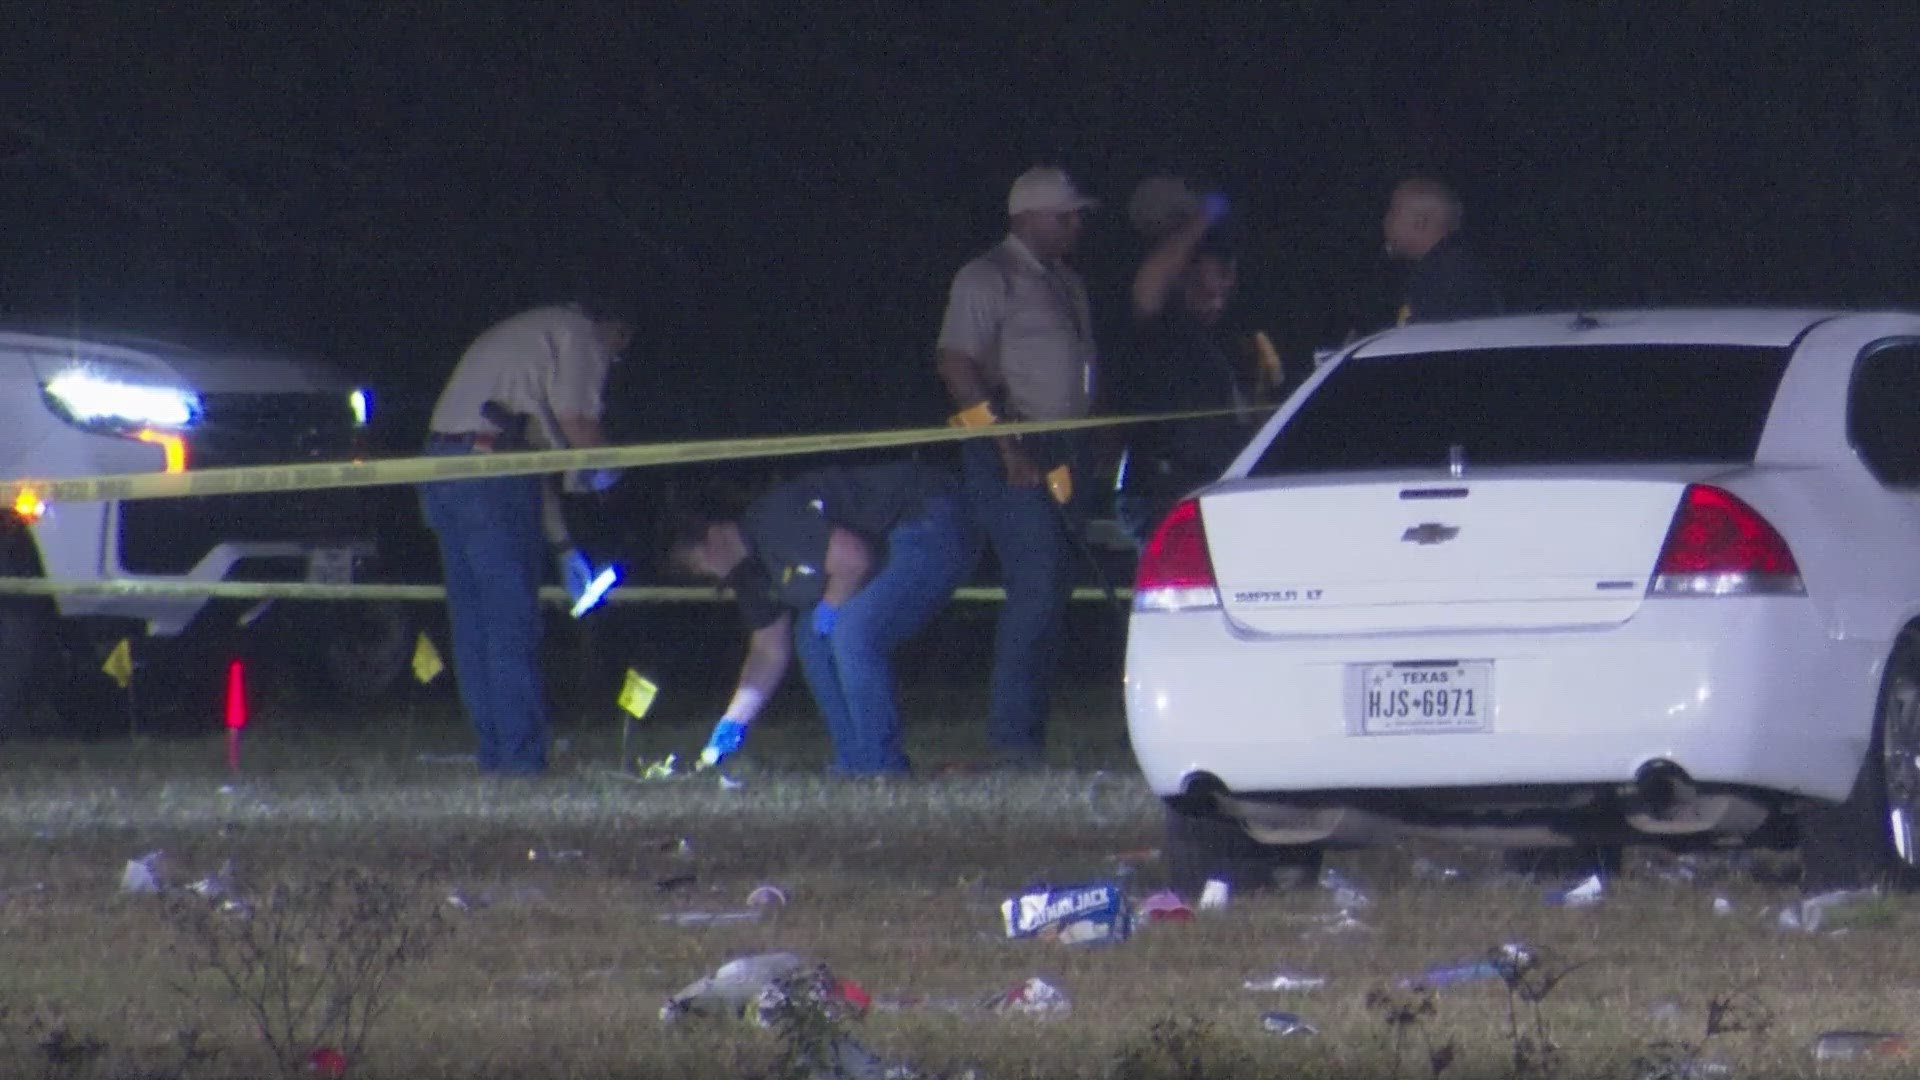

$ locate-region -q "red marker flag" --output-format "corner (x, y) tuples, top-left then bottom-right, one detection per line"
(224, 660), (248, 773)
(225, 660), (248, 730)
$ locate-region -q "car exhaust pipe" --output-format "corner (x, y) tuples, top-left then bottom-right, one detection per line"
(1626, 759), (1769, 836)
(1634, 759), (1693, 810)
(1221, 796), (1586, 849)
(1198, 759), (1774, 848)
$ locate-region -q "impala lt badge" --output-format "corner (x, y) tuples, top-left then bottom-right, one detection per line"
(1401, 522), (1460, 545)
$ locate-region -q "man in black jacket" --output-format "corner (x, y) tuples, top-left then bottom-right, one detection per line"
(1112, 191), (1264, 545)
(1382, 177), (1501, 325)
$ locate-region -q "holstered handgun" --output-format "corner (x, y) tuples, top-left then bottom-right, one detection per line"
(479, 400), (534, 451)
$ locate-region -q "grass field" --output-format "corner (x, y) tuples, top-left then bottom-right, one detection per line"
(1, 675), (1918, 1080)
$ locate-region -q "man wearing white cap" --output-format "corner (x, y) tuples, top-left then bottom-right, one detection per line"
(935, 166), (1099, 768)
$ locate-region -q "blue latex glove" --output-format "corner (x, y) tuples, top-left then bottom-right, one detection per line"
(573, 468), (621, 493)
(1200, 191), (1230, 226)
(699, 717), (748, 769)
(569, 562), (620, 618)
(811, 602), (840, 637)
(557, 548), (594, 603)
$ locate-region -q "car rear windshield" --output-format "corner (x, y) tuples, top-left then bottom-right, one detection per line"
(1249, 344), (1793, 476)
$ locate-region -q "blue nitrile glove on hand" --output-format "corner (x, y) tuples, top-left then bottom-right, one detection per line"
(811, 602), (840, 637)
(698, 717), (749, 770)
(569, 562), (621, 618)
(557, 548), (594, 603)
(572, 468), (621, 494)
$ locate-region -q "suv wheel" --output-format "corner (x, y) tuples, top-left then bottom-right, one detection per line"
(1164, 799), (1322, 897)
(1800, 630), (1920, 891)
(312, 599), (410, 703)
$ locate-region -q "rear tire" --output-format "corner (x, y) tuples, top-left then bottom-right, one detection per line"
(267, 601), (412, 707)
(320, 602), (412, 705)
(1164, 800), (1323, 897)
(1799, 631), (1920, 892)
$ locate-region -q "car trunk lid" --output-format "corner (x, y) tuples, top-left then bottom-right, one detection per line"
(1203, 472), (1698, 635)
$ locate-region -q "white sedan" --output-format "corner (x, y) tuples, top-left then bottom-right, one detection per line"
(1125, 308), (1920, 893)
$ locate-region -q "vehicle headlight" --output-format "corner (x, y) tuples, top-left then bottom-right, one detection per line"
(348, 387), (370, 427)
(42, 369), (200, 432)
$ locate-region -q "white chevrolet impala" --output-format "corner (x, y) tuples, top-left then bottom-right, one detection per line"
(1125, 309), (1920, 893)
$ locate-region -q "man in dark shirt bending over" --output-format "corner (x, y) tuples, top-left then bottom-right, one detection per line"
(670, 458), (974, 777)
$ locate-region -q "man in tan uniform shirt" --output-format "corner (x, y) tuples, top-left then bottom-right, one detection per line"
(936, 167), (1098, 766)
(419, 301), (633, 775)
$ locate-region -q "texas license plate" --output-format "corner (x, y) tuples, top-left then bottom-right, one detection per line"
(306, 548), (355, 585)
(1353, 661), (1491, 734)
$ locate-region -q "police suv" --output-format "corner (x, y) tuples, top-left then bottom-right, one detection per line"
(0, 327), (409, 736)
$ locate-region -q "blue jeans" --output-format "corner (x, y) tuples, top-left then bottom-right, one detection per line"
(790, 493), (973, 775)
(960, 439), (1071, 752)
(418, 449), (550, 775)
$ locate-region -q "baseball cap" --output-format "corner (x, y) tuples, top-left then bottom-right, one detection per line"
(1008, 167), (1099, 217)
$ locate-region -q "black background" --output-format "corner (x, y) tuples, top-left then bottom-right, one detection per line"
(6, 3), (1917, 444)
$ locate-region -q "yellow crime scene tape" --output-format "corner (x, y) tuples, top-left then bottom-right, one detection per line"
(0, 408), (1226, 505)
(0, 409), (1232, 601)
(0, 579), (1127, 603)
(25, 411), (1233, 744)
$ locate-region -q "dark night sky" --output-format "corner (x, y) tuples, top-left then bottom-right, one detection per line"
(4, 3), (1918, 447)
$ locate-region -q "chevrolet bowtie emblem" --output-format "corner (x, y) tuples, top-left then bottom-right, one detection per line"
(1401, 522), (1460, 545)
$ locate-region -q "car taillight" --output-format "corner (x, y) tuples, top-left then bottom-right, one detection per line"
(1649, 484), (1804, 597)
(1133, 498), (1221, 612)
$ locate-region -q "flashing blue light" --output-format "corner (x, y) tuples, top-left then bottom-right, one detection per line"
(348, 388), (371, 426)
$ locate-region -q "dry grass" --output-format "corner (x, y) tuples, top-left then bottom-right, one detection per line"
(0, 688), (1917, 1079)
